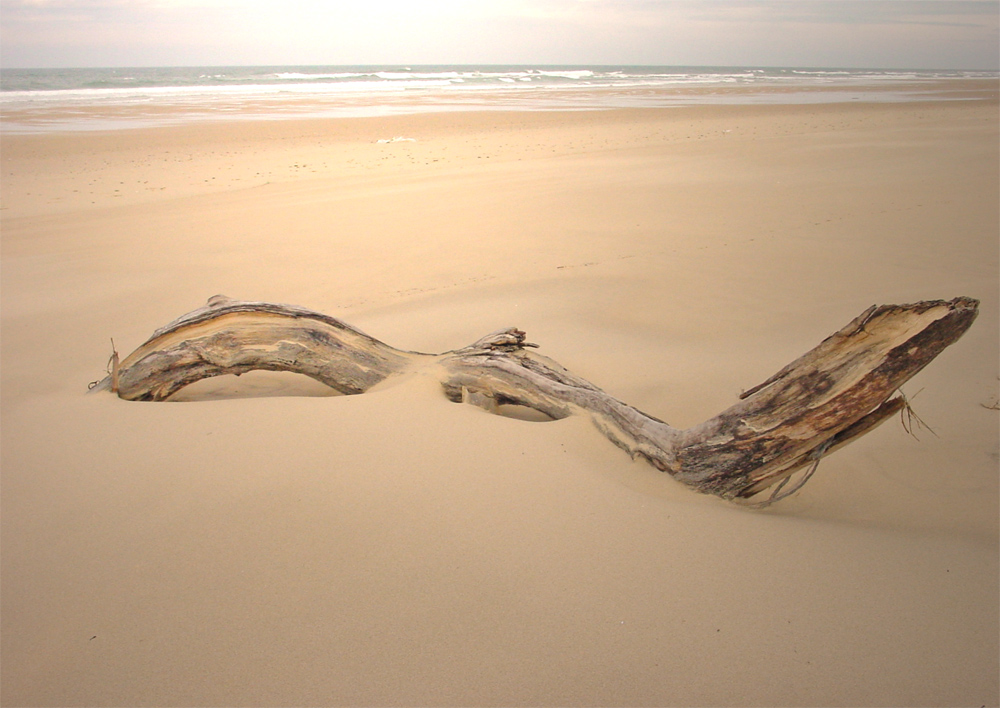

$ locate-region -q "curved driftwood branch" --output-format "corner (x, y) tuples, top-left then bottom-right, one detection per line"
(97, 295), (421, 400)
(92, 294), (978, 503)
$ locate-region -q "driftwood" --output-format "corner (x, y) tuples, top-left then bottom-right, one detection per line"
(91, 295), (978, 504)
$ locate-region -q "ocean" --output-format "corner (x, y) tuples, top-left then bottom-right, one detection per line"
(1, 65), (994, 133)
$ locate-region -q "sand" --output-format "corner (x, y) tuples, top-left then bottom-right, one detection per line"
(2, 88), (998, 706)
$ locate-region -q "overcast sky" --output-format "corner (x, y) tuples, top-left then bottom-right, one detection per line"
(2, 0), (997, 70)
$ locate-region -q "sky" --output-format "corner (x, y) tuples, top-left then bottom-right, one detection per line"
(1, 0), (998, 70)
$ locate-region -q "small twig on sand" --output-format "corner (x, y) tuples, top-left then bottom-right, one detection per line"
(109, 339), (120, 393)
(88, 339), (121, 391)
(898, 388), (936, 439)
(982, 377), (1000, 410)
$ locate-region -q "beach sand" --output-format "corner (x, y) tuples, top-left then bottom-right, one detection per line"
(2, 90), (998, 706)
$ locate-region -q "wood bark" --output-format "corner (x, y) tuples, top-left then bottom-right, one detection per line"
(91, 294), (979, 504)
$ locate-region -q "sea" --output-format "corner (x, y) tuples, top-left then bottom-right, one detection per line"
(1, 65), (995, 134)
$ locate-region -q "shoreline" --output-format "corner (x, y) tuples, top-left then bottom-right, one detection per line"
(2, 89), (998, 706)
(2, 75), (996, 135)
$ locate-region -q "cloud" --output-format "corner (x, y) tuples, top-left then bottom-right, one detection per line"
(698, 0), (999, 27)
(1, 0), (996, 68)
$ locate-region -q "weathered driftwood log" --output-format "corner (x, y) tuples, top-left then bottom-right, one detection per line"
(92, 295), (978, 504)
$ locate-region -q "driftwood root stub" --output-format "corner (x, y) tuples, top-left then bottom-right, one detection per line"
(92, 295), (979, 504)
